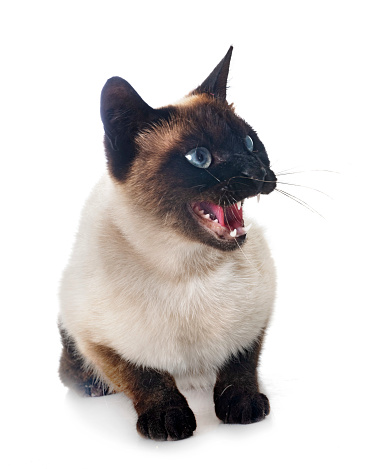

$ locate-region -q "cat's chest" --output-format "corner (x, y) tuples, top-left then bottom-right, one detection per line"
(96, 258), (271, 377)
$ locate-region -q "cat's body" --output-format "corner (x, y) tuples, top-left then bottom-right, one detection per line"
(59, 47), (277, 440)
(60, 173), (275, 391)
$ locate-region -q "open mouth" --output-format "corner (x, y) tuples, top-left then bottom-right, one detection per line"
(191, 200), (251, 241)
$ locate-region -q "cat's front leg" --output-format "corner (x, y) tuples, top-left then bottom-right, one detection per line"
(214, 332), (270, 424)
(86, 342), (196, 440)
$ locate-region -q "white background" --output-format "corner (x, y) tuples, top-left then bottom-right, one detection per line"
(1, 1), (366, 468)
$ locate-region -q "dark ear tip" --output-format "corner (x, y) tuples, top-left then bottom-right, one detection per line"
(224, 45), (234, 68)
(224, 46), (233, 66)
(101, 77), (137, 111)
(106, 76), (123, 83)
(102, 76), (127, 91)
(191, 46), (234, 100)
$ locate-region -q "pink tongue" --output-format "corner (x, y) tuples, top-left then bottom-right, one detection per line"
(200, 202), (243, 230)
(197, 202), (224, 225)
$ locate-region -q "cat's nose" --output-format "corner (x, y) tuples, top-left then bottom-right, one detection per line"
(224, 170), (264, 200)
(241, 166), (266, 179)
(225, 166), (276, 200)
(240, 167), (266, 192)
(241, 165), (277, 195)
(261, 168), (277, 195)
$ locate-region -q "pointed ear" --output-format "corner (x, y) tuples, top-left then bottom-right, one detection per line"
(101, 76), (155, 146)
(100, 77), (158, 180)
(192, 46), (233, 100)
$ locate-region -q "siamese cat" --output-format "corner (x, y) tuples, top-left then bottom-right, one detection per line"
(59, 46), (277, 441)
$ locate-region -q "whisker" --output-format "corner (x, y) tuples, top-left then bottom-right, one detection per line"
(276, 169), (339, 177)
(276, 181), (332, 198)
(223, 177), (330, 202)
(225, 192), (237, 205)
(275, 188), (325, 219)
(227, 174), (271, 184)
(222, 201), (262, 276)
(235, 237), (262, 277)
(225, 179), (262, 187)
(275, 166), (301, 175)
(218, 188), (227, 208)
(205, 169), (221, 183)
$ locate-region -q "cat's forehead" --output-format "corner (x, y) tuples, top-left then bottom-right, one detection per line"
(174, 93), (234, 117)
(143, 94), (248, 152)
(174, 93), (215, 108)
(135, 100), (225, 152)
(175, 94), (250, 137)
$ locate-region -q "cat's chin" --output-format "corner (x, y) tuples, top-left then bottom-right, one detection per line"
(188, 201), (249, 247)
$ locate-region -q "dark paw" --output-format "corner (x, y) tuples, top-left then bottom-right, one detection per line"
(215, 388), (270, 424)
(137, 405), (197, 441)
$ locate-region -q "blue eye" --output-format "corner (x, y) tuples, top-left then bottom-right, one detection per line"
(245, 135), (254, 152)
(185, 147), (212, 169)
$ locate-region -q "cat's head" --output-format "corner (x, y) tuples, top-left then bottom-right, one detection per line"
(100, 47), (276, 251)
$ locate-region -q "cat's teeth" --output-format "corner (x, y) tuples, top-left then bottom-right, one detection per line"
(230, 229), (237, 237)
(214, 218), (219, 223)
(204, 213), (210, 219)
(257, 194), (261, 203)
(236, 202), (241, 210)
(199, 210), (205, 215)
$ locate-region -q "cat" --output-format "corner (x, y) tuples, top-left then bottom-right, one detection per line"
(58, 46), (277, 441)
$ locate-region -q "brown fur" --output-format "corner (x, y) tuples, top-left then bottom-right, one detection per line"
(115, 92), (276, 252)
(59, 47), (275, 440)
(59, 326), (268, 430)
(214, 330), (270, 423)
(59, 328), (112, 397)
(84, 342), (197, 440)
(59, 331), (196, 439)
(99, 47), (275, 252)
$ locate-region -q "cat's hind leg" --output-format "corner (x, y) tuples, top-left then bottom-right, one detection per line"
(58, 328), (112, 397)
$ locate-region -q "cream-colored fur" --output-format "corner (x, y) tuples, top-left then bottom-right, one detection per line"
(59, 174), (276, 391)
